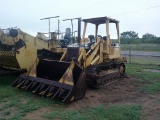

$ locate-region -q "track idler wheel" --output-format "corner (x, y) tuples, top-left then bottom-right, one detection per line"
(118, 64), (125, 77)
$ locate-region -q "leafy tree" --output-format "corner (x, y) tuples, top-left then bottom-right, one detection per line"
(120, 31), (159, 44)
(142, 33), (157, 43)
(120, 31), (139, 39)
(120, 31), (139, 44)
(156, 37), (160, 44)
(142, 33), (156, 39)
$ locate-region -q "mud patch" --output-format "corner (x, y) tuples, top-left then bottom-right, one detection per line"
(140, 94), (160, 120)
(20, 97), (28, 104)
(23, 106), (53, 120)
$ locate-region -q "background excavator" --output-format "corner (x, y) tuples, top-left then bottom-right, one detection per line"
(12, 16), (127, 103)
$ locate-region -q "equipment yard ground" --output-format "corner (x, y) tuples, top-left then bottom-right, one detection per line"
(0, 55), (160, 120)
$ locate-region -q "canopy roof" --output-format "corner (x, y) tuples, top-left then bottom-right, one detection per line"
(82, 16), (119, 25)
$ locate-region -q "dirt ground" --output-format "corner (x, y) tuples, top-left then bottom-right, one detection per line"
(23, 77), (160, 120)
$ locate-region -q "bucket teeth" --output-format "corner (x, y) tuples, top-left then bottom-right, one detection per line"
(24, 79), (37, 91)
(12, 60), (87, 103)
(60, 84), (75, 103)
(16, 80), (25, 88)
(12, 75), (85, 103)
(12, 74), (27, 87)
(42, 86), (52, 96)
(43, 83), (61, 97)
(33, 82), (49, 94)
(32, 81), (45, 94)
(51, 88), (61, 100)
(22, 78), (35, 90)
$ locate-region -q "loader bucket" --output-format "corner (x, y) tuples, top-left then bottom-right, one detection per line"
(12, 59), (87, 103)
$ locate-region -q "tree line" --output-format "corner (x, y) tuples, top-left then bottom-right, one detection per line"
(120, 31), (160, 44)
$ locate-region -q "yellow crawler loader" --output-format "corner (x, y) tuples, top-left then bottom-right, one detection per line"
(12, 16), (127, 103)
(0, 28), (57, 75)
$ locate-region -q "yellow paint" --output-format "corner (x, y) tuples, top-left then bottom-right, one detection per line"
(28, 58), (39, 77)
(59, 60), (75, 85)
(14, 30), (54, 72)
(47, 93), (53, 97)
(39, 91), (45, 95)
(25, 50), (32, 57)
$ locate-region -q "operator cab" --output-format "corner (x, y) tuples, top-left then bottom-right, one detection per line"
(82, 16), (121, 59)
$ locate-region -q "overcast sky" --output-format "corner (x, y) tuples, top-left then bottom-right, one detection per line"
(0, 0), (160, 38)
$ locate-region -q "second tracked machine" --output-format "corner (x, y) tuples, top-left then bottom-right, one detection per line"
(12, 16), (127, 103)
(0, 28), (57, 75)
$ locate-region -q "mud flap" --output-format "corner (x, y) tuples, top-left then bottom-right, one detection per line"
(12, 59), (86, 103)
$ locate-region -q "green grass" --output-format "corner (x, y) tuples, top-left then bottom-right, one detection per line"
(143, 82), (160, 93)
(0, 75), (60, 120)
(1, 94), (60, 120)
(126, 63), (160, 93)
(126, 56), (160, 65)
(3, 110), (10, 116)
(0, 96), (58, 120)
(0, 61), (159, 119)
(0, 74), (142, 120)
(0, 75), (18, 98)
(121, 44), (160, 51)
(42, 105), (141, 120)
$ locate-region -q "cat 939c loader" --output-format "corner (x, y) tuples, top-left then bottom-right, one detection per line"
(0, 28), (56, 75)
(12, 16), (127, 103)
